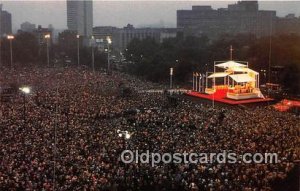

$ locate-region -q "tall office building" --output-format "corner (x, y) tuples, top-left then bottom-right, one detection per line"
(67, 0), (93, 39)
(177, 1), (275, 39)
(20, 21), (36, 33)
(0, 4), (12, 36)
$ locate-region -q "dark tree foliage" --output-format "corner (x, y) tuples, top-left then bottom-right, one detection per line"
(124, 34), (300, 95)
(0, 32), (39, 67)
(56, 30), (106, 68)
(14, 32), (39, 65)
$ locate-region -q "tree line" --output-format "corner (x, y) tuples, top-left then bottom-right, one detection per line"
(0, 31), (299, 94)
(124, 34), (300, 95)
(0, 31), (107, 69)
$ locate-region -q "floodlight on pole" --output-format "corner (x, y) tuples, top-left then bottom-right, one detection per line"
(44, 34), (51, 67)
(170, 68), (173, 89)
(19, 86), (31, 125)
(91, 36), (95, 73)
(76, 35), (80, 67)
(7, 35), (14, 70)
(107, 36), (112, 74)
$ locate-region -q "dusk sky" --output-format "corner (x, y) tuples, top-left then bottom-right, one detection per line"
(1, 1), (300, 31)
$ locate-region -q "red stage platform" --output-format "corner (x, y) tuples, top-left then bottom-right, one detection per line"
(274, 99), (300, 111)
(186, 91), (273, 105)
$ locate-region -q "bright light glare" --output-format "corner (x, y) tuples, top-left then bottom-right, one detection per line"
(44, 34), (51, 39)
(7, 35), (14, 40)
(125, 133), (131, 139)
(107, 36), (112, 44)
(19, 87), (31, 94)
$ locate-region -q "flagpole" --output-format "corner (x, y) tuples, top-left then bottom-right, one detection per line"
(205, 72), (208, 93)
(195, 72), (198, 91)
(198, 74), (201, 92)
(201, 74), (204, 93)
(192, 73), (195, 91)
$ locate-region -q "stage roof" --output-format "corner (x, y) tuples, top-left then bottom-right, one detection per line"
(207, 72), (230, 78)
(244, 68), (259, 74)
(229, 74), (255, 83)
(226, 67), (259, 74)
(226, 66), (247, 72)
(216, 61), (247, 69)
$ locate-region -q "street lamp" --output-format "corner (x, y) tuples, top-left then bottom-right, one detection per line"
(107, 36), (112, 74)
(19, 86), (31, 124)
(261, 69), (267, 84)
(91, 36), (95, 73)
(44, 34), (51, 67)
(170, 60), (179, 89)
(0, 36), (2, 68)
(76, 35), (80, 68)
(170, 68), (173, 89)
(7, 35), (14, 70)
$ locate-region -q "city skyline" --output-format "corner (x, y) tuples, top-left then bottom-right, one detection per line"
(2, 1), (300, 32)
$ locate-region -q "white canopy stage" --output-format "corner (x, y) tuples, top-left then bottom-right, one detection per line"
(204, 59), (263, 100)
(243, 68), (259, 74)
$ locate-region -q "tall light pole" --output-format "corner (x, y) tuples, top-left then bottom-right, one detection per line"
(19, 86), (31, 124)
(76, 35), (80, 68)
(170, 68), (173, 89)
(107, 36), (112, 74)
(0, 36), (2, 68)
(91, 36), (95, 73)
(45, 34), (51, 67)
(7, 35), (14, 70)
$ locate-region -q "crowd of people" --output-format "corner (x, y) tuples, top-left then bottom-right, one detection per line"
(0, 66), (299, 190)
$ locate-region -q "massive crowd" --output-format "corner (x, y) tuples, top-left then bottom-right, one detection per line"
(0, 66), (299, 190)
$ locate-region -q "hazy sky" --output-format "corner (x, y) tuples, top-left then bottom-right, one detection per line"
(1, 1), (300, 31)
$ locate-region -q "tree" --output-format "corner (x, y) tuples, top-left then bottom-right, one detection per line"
(124, 33), (300, 94)
(0, 32), (39, 68)
(282, 63), (300, 95)
(14, 32), (39, 66)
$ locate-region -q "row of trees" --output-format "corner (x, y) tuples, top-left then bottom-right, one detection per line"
(56, 30), (107, 70)
(0, 31), (107, 69)
(124, 34), (300, 95)
(0, 33), (40, 67)
(1, 31), (299, 94)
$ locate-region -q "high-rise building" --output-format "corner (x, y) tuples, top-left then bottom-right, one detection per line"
(0, 4), (12, 36)
(34, 25), (53, 46)
(91, 24), (178, 52)
(67, 0), (93, 39)
(276, 14), (300, 35)
(112, 24), (161, 52)
(20, 22), (36, 33)
(177, 1), (276, 39)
